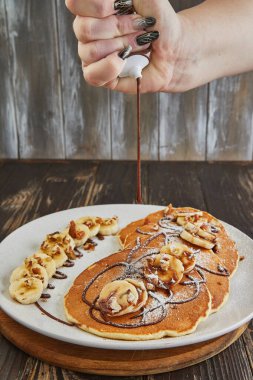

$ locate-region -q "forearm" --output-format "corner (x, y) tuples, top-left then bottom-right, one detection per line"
(173, 0), (253, 91)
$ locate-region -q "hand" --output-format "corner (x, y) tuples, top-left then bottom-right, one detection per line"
(66, 0), (253, 93)
(65, 0), (191, 93)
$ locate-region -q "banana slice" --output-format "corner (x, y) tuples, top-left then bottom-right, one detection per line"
(97, 279), (148, 317)
(193, 226), (215, 241)
(26, 253), (56, 279)
(175, 211), (203, 218)
(144, 253), (184, 287)
(75, 217), (100, 238)
(180, 230), (215, 250)
(46, 232), (76, 260)
(177, 217), (215, 242)
(10, 263), (48, 289)
(184, 221), (216, 242)
(160, 242), (196, 273)
(66, 221), (90, 247)
(176, 216), (187, 226)
(9, 277), (43, 304)
(40, 241), (68, 268)
(98, 217), (119, 236)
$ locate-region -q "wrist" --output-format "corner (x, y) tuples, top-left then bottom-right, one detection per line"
(168, 11), (206, 92)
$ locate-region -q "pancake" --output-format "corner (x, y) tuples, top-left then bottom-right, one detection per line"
(65, 204), (237, 340)
(118, 218), (145, 248)
(65, 246), (211, 340)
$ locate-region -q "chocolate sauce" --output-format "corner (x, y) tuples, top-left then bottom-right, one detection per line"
(136, 227), (153, 236)
(80, 216), (231, 329)
(83, 239), (97, 251)
(35, 302), (74, 326)
(97, 233), (105, 241)
(40, 293), (51, 299)
(63, 259), (75, 267)
(136, 77), (142, 204)
(53, 270), (67, 280)
(196, 264), (230, 277)
(47, 283), (55, 290)
(74, 248), (83, 258)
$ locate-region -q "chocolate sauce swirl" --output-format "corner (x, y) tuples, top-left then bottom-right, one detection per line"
(81, 216), (231, 329)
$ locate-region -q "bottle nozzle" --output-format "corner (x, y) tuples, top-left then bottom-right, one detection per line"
(119, 54), (150, 79)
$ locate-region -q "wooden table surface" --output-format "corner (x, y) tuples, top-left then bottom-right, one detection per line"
(0, 160), (252, 380)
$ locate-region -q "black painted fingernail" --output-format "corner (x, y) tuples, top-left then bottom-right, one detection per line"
(134, 17), (156, 30)
(118, 45), (132, 60)
(136, 31), (160, 46)
(114, 0), (134, 15)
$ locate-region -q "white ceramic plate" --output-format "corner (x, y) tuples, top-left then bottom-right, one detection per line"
(0, 204), (253, 351)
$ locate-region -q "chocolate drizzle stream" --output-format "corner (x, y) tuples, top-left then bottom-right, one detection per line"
(136, 77), (142, 204)
(81, 217), (231, 329)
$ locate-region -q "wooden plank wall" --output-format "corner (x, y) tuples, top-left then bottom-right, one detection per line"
(0, 0), (252, 161)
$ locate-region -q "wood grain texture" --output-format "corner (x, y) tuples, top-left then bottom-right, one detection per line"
(0, 310), (249, 376)
(0, 161), (253, 380)
(159, 88), (208, 160)
(56, 1), (111, 160)
(147, 162), (206, 208)
(207, 75), (253, 160)
(111, 89), (159, 161)
(0, 0), (18, 158)
(158, 1), (207, 161)
(4, 0), (64, 159)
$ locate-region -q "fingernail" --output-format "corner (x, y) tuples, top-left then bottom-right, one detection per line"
(118, 45), (132, 60)
(136, 31), (159, 46)
(114, 0), (134, 15)
(134, 17), (156, 30)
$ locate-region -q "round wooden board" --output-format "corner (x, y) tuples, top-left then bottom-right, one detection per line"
(0, 309), (248, 376)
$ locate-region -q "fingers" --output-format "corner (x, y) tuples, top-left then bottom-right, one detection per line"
(82, 52), (126, 86)
(78, 31), (158, 65)
(82, 48), (167, 93)
(66, 0), (133, 18)
(73, 14), (156, 43)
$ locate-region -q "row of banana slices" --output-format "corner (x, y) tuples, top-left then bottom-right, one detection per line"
(9, 216), (119, 305)
(174, 211), (219, 250)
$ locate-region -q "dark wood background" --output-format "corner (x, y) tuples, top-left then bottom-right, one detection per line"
(0, 0), (253, 161)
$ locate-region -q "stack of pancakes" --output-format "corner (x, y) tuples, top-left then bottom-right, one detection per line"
(64, 205), (239, 340)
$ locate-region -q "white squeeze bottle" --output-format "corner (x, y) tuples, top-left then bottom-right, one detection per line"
(119, 52), (150, 79)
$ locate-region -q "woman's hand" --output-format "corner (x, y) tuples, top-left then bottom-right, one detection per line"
(65, 0), (192, 93)
(66, 0), (253, 93)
